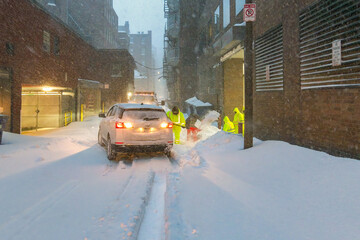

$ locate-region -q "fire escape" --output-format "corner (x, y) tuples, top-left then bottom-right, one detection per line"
(163, 0), (180, 87)
(163, 0), (171, 81)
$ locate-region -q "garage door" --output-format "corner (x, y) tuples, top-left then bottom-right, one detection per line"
(22, 93), (60, 131)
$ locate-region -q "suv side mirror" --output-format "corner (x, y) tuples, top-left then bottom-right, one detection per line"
(99, 113), (106, 118)
(161, 100), (165, 106)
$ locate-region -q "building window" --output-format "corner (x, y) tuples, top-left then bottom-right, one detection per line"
(6, 42), (14, 55)
(299, 0), (360, 89)
(43, 30), (51, 53)
(54, 36), (60, 55)
(111, 64), (122, 77)
(236, 0), (245, 15)
(214, 6), (220, 36)
(141, 48), (145, 56)
(47, 0), (56, 6)
(223, 0), (230, 28)
(255, 25), (284, 92)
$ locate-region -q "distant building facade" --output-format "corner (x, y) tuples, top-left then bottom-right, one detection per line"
(129, 31), (155, 91)
(118, 21), (130, 50)
(34, 0), (119, 49)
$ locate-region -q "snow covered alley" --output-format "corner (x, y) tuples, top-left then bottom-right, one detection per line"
(0, 116), (359, 240)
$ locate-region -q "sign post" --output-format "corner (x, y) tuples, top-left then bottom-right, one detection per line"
(244, 3), (256, 22)
(244, 1), (255, 149)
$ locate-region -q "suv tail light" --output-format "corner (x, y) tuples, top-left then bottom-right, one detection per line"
(116, 122), (133, 129)
(161, 122), (173, 128)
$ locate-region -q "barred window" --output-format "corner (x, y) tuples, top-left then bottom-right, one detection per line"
(299, 0), (360, 90)
(255, 25), (284, 91)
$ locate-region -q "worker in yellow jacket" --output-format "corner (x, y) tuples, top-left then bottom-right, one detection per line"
(233, 107), (244, 135)
(223, 116), (235, 133)
(167, 106), (186, 144)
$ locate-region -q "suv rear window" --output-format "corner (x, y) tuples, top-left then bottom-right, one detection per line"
(122, 109), (167, 120)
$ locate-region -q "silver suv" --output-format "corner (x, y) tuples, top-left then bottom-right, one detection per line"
(98, 103), (173, 160)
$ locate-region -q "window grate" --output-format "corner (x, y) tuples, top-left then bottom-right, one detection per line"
(299, 0), (360, 90)
(255, 25), (284, 92)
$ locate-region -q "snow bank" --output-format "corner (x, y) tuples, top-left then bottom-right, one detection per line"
(168, 132), (360, 240)
(185, 97), (212, 107)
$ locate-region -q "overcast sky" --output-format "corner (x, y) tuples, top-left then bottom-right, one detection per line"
(113, 0), (165, 68)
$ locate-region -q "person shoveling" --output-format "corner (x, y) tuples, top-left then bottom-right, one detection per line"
(166, 106), (186, 144)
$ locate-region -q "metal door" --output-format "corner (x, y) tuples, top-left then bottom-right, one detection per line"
(22, 93), (60, 131)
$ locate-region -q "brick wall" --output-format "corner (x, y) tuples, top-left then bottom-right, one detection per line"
(253, 0), (360, 159)
(254, 92), (284, 140)
(301, 88), (360, 158)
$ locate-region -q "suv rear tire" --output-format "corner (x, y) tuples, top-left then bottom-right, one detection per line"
(164, 146), (172, 158)
(107, 135), (116, 160)
(98, 130), (105, 146)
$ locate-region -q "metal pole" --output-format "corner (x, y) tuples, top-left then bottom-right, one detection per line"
(244, 0), (254, 149)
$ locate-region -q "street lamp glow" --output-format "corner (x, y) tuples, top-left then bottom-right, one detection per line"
(127, 92), (133, 98)
(42, 87), (53, 92)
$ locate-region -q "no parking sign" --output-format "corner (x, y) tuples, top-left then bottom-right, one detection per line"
(243, 4), (256, 22)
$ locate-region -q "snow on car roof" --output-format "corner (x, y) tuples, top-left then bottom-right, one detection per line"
(115, 103), (163, 110)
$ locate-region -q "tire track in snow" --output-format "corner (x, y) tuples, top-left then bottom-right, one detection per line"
(87, 155), (174, 240)
(137, 172), (167, 240)
(88, 161), (155, 240)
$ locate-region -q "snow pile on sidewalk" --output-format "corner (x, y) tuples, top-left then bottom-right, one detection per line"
(172, 110), (221, 167)
(185, 97), (212, 107)
(0, 119), (99, 178)
(167, 131), (360, 240)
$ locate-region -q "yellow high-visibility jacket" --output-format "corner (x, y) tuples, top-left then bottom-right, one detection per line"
(233, 107), (244, 134)
(166, 110), (185, 133)
(223, 116), (235, 133)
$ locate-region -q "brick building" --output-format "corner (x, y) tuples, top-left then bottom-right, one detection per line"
(0, 0), (134, 133)
(196, 0), (246, 118)
(34, 0), (120, 49)
(187, 0), (359, 158)
(252, 0), (360, 158)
